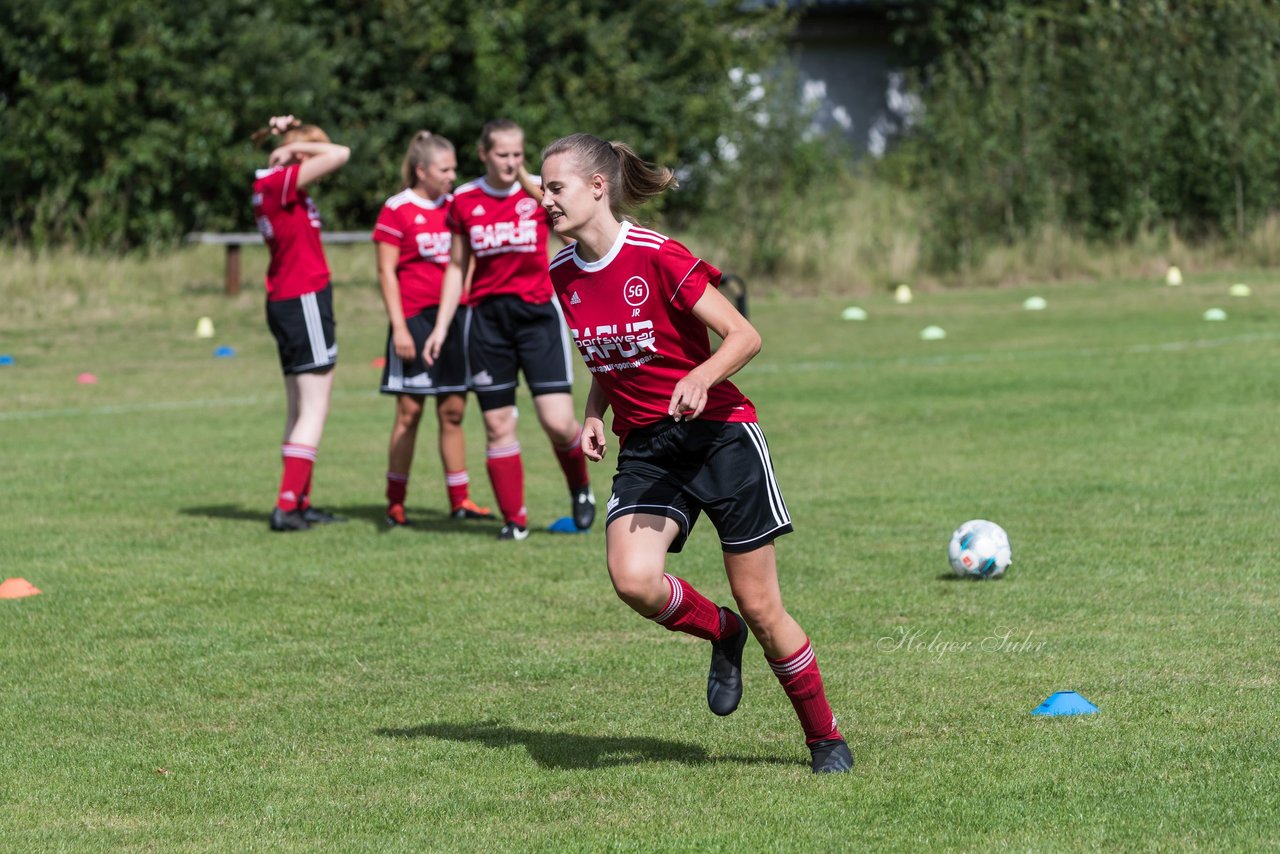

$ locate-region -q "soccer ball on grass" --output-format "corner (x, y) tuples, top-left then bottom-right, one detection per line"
(948, 520), (1012, 579)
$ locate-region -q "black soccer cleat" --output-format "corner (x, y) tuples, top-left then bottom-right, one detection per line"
(497, 522), (529, 541)
(302, 506), (346, 524)
(270, 507), (311, 532)
(707, 608), (748, 716)
(808, 738), (854, 774)
(571, 485), (596, 530)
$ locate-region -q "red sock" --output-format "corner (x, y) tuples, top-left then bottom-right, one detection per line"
(386, 471), (408, 508)
(277, 444), (316, 512)
(485, 443), (527, 527)
(300, 469), (313, 510)
(445, 469), (470, 508)
(768, 639), (842, 745)
(648, 574), (729, 642)
(554, 429), (590, 490)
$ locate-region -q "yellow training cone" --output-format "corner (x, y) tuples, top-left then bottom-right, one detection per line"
(195, 317), (215, 338)
(1165, 266), (1183, 286)
(894, 284), (913, 304)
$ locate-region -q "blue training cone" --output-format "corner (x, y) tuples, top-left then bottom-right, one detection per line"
(1032, 691), (1099, 716)
(214, 346), (236, 358)
(0, 354), (13, 366)
(547, 516), (587, 534)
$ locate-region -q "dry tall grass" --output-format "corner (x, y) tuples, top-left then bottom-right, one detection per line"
(4, 183), (1279, 325)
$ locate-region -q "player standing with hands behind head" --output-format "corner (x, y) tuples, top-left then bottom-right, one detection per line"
(374, 131), (491, 526)
(441, 119), (593, 540)
(540, 133), (851, 773)
(251, 115), (350, 532)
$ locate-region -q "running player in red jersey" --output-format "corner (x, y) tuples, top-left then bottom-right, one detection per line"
(440, 119), (593, 541)
(251, 115), (351, 532)
(374, 131), (491, 527)
(540, 133), (852, 773)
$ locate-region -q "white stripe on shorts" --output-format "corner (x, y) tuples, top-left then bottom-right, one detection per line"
(740, 423), (789, 528)
(301, 292), (327, 367)
(386, 336), (404, 392)
(546, 297), (575, 387)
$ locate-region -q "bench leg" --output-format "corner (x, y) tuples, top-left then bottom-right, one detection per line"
(225, 244), (241, 296)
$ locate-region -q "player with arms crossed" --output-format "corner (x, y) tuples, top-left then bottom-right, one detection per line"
(374, 131), (491, 526)
(440, 119), (593, 540)
(540, 133), (852, 773)
(251, 115), (351, 532)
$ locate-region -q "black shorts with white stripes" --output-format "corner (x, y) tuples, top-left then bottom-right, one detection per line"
(265, 283), (337, 374)
(464, 295), (575, 411)
(606, 419), (794, 554)
(379, 307), (468, 396)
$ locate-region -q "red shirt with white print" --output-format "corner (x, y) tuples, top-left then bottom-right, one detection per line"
(549, 221), (757, 439)
(372, 188), (457, 316)
(447, 177), (551, 304)
(252, 164), (330, 301)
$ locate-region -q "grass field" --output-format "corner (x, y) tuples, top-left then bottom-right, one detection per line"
(2, 251), (1278, 851)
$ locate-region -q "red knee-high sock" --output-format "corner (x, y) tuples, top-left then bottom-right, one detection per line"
(767, 639), (842, 745)
(647, 574), (731, 642)
(445, 469), (470, 508)
(386, 471), (408, 508)
(485, 443), (527, 527)
(278, 444), (316, 512)
(554, 429), (590, 490)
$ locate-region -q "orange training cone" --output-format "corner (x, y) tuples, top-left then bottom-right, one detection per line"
(0, 578), (41, 599)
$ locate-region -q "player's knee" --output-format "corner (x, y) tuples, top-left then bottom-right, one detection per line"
(734, 594), (786, 639)
(436, 401), (464, 428)
(607, 559), (666, 612)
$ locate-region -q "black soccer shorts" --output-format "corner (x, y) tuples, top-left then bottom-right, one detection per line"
(605, 419), (794, 554)
(379, 307), (468, 396)
(265, 283), (337, 374)
(463, 295), (575, 411)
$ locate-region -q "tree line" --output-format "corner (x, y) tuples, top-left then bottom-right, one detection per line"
(5, 0), (1279, 272)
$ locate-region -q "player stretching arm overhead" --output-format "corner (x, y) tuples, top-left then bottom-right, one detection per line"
(251, 115), (350, 532)
(436, 119), (594, 541)
(540, 133), (852, 773)
(373, 131), (491, 527)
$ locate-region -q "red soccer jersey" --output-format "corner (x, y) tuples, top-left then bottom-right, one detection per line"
(549, 222), (758, 438)
(252, 165), (330, 301)
(447, 177), (552, 304)
(372, 189), (455, 315)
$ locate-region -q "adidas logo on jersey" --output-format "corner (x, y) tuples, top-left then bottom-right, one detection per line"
(471, 370), (494, 386)
(472, 205), (486, 216)
(414, 214), (426, 224)
(570, 292), (581, 305)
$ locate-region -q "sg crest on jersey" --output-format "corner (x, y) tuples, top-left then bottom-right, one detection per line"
(623, 276), (650, 307)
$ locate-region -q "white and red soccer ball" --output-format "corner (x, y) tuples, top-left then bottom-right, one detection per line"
(948, 520), (1012, 579)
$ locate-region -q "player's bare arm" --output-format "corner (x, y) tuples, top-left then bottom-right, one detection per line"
(375, 242), (416, 361)
(668, 286), (762, 420)
(269, 141), (351, 187)
(582, 377), (611, 461)
(425, 238), (469, 365)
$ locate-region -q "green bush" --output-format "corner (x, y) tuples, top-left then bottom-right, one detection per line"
(889, 0), (1280, 272)
(0, 0), (795, 250)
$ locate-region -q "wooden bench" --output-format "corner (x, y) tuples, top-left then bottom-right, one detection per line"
(184, 231), (369, 296)
(184, 232), (748, 316)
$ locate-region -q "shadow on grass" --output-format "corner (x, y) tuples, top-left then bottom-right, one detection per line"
(178, 503), (500, 536)
(936, 572), (1005, 582)
(375, 720), (796, 770)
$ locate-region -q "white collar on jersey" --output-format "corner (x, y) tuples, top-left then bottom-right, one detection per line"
(573, 221), (631, 272)
(475, 176), (526, 198)
(395, 187), (449, 209)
